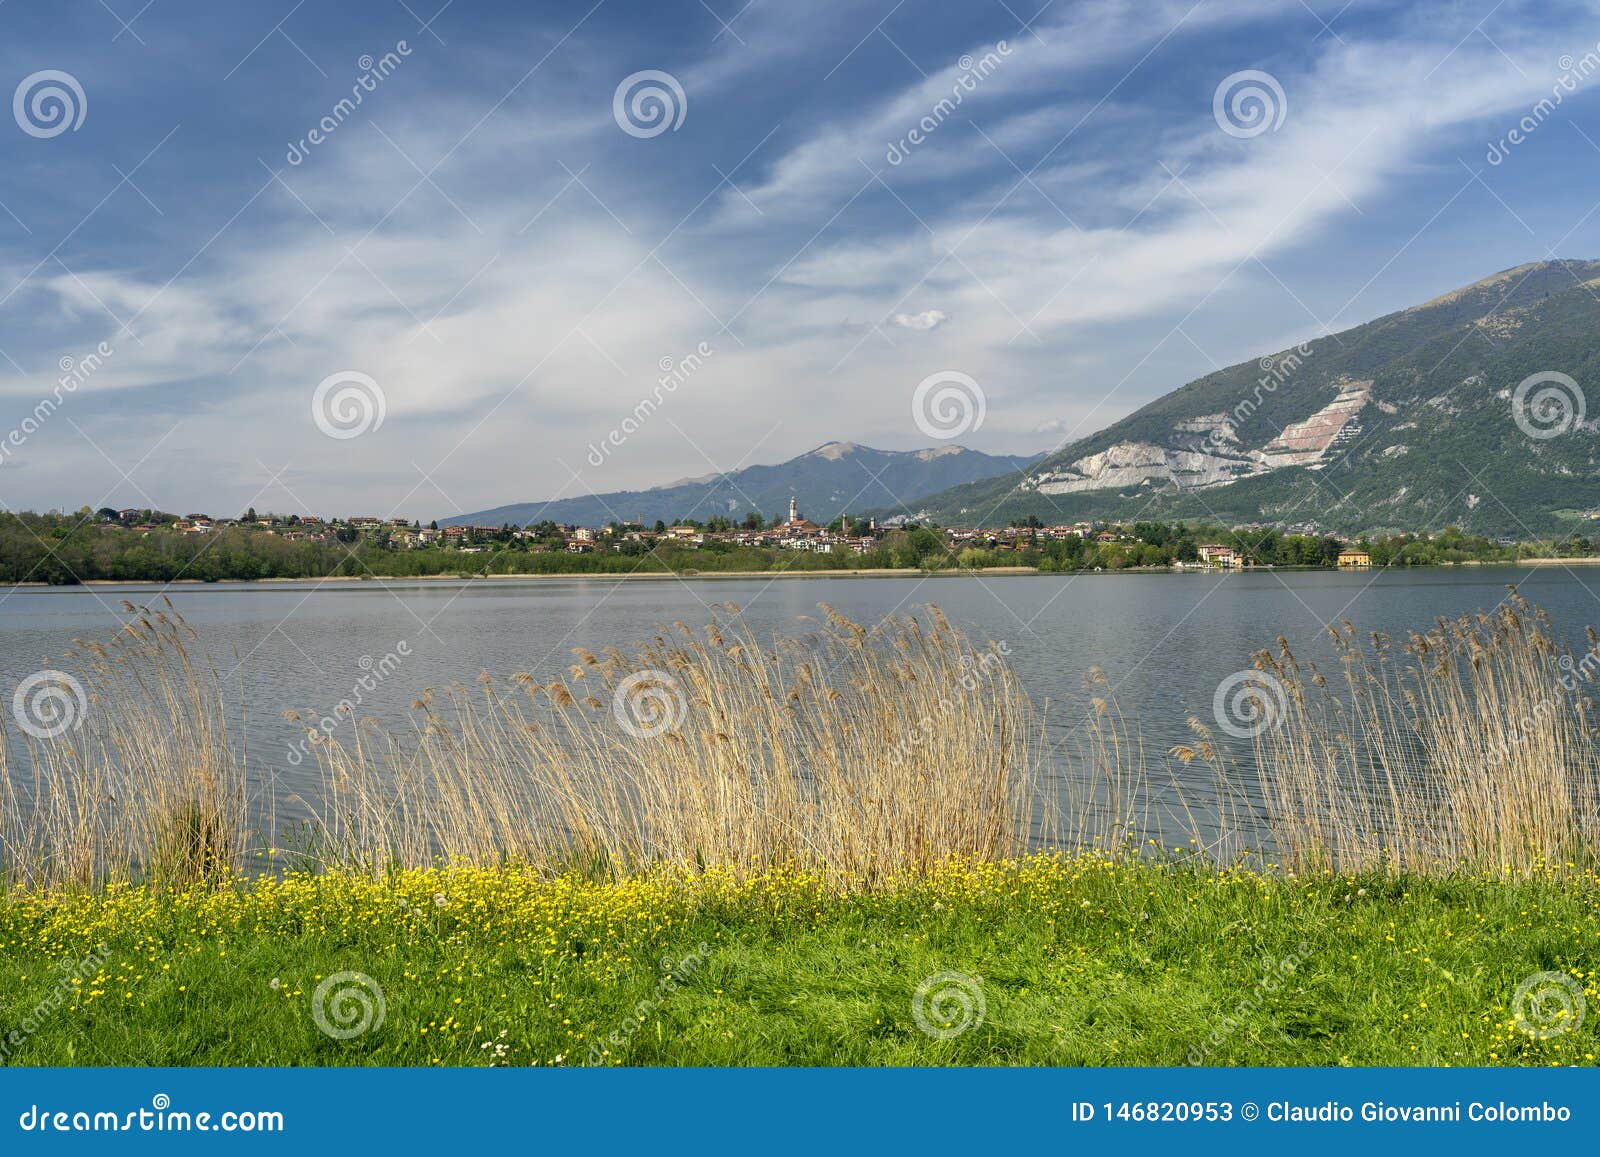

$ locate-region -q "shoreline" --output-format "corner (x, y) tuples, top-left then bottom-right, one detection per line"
(3, 558), (1585, 589)
(54, 566), (1041, 587)
(1480, 555), (1600, 565)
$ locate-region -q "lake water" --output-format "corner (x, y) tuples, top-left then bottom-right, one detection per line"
(4, 566), (1598, 847)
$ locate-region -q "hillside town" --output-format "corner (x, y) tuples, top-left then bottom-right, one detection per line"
(75, 496), (1545, 572)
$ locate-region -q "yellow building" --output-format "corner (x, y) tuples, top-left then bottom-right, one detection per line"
(1336, 549), (1371, 567)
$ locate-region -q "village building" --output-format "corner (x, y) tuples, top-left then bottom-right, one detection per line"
(1197, 544), (1240, 568)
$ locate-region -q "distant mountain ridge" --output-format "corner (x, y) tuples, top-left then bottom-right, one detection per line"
(444, 442), (1042, 528)
(905, 259), (1600, 536)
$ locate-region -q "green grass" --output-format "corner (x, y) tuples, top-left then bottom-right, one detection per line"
(0, 856), (1595, 1066)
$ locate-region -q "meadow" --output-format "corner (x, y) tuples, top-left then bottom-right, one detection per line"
(2, 590), (1599, 1066)
(1, 858), (1595, 1066)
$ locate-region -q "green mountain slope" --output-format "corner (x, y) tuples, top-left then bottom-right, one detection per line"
(910, 260), (1600, 536)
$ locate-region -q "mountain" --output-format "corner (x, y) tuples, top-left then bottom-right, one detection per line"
(908, 260), (1600, 536)
(444, 442), (1043, 528)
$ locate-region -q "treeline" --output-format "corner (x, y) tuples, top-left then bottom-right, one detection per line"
(0, 512), (1586, 585)
(0, 514), (954, 584)
(993, 522), (1557, 572)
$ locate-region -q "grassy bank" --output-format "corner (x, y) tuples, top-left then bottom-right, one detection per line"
(1, 857), (1595, 1067)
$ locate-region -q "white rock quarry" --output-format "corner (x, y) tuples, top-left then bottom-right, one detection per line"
(1029, 441), (1259, 494)
(1025, 382), (1374, 494)
(1258, 383), (1371, 469)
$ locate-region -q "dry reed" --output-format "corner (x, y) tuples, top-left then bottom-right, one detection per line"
(8, 588), (1600, 891)
(301, 603), (1044, 886)
(0, 599), (248, 891)
(1244, 588), (1600, 875)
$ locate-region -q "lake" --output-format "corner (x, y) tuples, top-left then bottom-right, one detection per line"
(3, 565), (1597, 847)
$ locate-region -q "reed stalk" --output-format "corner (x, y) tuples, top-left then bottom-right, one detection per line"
(8, 588), (1599, 890)
(0, 599), (248, 891)
(1247, 588), (1600, 875)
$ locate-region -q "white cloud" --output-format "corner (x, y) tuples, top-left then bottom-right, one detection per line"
(890, 308), (947, 331)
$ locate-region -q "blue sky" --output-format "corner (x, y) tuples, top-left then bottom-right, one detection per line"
(3, 0), (1600, 519)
